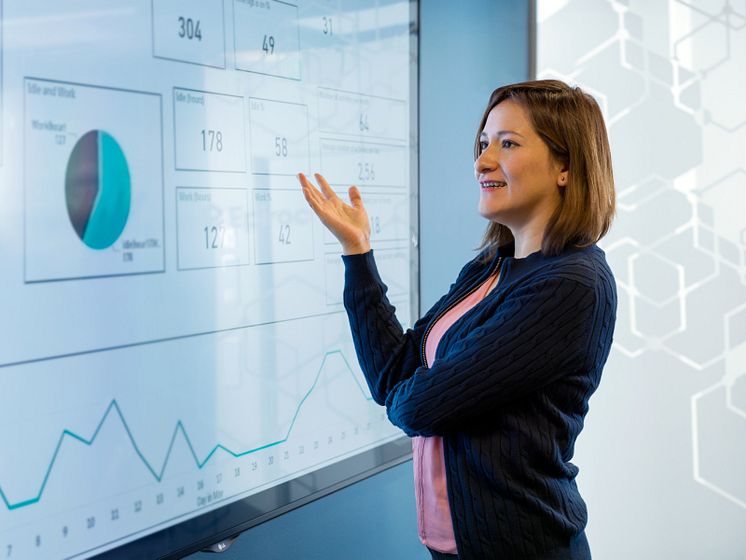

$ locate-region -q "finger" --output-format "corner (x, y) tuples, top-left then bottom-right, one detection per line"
(301, 183), (325, 216)
(348, 186), (364, 209)
(298, 175), (314, 202)
(298, 173), (324, 205)
(298, 172), (317, 192)
(314, 173), (338, 200)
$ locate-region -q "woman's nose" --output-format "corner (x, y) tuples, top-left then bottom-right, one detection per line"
(474, 146), (496, 175)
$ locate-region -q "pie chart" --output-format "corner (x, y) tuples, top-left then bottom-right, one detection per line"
(65, 130), (131, 250)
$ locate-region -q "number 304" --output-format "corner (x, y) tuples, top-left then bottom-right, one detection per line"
(178, 17), (202, 41)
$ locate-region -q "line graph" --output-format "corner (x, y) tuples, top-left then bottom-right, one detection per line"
(0, 350), (373, 512)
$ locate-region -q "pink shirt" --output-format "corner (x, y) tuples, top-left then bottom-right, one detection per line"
(413, 271), (499, 553)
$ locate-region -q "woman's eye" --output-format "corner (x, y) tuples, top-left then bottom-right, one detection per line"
(479, 141), (489, 151)
(501, 139), (516, 149)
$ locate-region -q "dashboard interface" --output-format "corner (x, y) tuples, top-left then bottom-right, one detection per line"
(0, 1), (417, 557)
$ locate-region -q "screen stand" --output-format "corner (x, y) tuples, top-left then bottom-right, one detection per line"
(201, 534), (240, 553)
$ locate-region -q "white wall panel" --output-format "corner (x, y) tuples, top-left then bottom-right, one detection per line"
(538, 1), (746, 557)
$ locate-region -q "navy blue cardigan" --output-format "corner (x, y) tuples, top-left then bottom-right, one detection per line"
(342, 242), (617, 559)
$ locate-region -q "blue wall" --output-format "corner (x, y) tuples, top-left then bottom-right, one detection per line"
(419, 0), (531, 309)
(189, 2), (529, 558)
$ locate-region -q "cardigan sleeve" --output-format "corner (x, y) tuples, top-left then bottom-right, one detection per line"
(383, 273), (606, 437)
(342, 250), (477, 406)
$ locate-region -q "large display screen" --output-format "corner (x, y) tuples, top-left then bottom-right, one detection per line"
(0, 1), (418, 558)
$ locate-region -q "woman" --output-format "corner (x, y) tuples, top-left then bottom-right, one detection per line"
(297, 80), (617, 560)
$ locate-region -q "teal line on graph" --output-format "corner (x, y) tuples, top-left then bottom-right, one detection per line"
(0, 350), (373, 511)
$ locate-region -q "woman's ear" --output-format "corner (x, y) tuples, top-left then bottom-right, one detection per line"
(557, 163), (569, 187)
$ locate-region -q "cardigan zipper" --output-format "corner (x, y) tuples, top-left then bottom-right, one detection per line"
(420, 256), (503, 368)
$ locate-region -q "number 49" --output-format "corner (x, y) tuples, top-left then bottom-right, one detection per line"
(262, 35), (275, 54)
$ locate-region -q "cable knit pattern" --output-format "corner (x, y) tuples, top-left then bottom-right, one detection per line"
(342, 242), (617, 560)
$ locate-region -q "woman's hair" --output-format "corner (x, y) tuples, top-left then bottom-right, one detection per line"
(475, 79), (615, 259)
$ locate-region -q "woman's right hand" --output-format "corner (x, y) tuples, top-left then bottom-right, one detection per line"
(297, 172), (371, 256)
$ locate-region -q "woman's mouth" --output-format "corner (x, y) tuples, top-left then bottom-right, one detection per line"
(480, 181), (507, 190)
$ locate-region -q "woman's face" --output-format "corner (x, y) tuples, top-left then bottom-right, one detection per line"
(474, 100), (566, 234)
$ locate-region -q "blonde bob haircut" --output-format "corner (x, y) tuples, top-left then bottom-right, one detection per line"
(475, 79), (615, 259)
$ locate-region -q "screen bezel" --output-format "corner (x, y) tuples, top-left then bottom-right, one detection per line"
(90, 2), (420, 558)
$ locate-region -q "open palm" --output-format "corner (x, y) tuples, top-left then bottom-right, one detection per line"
(298, 172), (371, 255)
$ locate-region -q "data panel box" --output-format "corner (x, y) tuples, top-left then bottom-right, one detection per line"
(249, 98), (310, 176)
(253, 189), (314, 264)
(320, 139), (408, 188)
(318, 88), (407, 140)
(234, 0), (301, 80)
(176, 187), (250, 270)
(301, 11), (357, 87)
(173, 88), (246, 173)
(324, 192), (409, 245)
(324, 247), (408, 305)
(152, 0), (226, 68)
(24, 78), (165, 282)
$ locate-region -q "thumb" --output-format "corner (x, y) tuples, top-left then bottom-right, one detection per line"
(348, 185), (364, 209)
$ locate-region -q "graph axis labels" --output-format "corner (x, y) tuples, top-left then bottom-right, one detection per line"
(23, 77), (166, 284)
(151, 0), (227, 69)
(66, 435), (397, 560)
(68, 434), (392, 560)
(172, 87), (247, 174)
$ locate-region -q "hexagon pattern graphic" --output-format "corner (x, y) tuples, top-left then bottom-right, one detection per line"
(538, 0), (746, 530)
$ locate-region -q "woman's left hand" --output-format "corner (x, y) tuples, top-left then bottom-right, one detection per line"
(297, 172), (372, 255)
